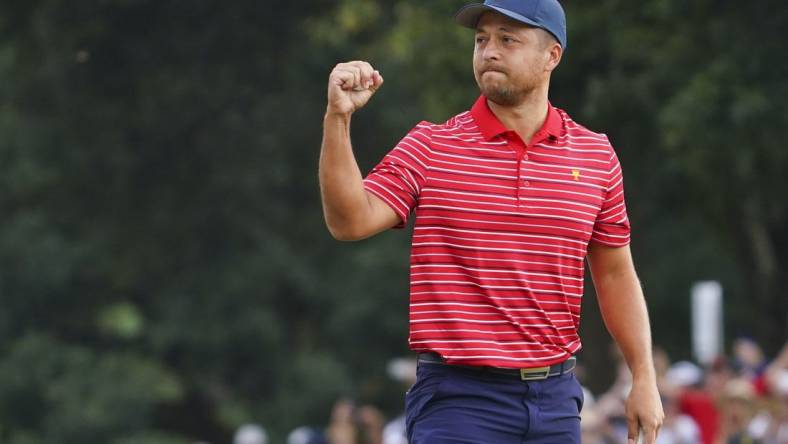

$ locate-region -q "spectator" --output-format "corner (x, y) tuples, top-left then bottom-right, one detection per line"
(733, 337), (769, 396)
(570, 340), (785, 443)
(327, 399), (357, 444)
(382, 415), (407, 444)
(764, 342), (788, 401)
(718, 378), (761, 443)
(288, 426), (327, 444)
(325, 398), (386, 444)
(356, 405), (385, 444)
(579, 384), (608, 444)
(233, 424), (268, 444)
(593, 357), (632, 443)
(656, 391), (701, 444)
(665, 361), (720, 444)
(749, 342), (788, 443)
(705, 356), (735, 400)
(381, 357), (416, 444)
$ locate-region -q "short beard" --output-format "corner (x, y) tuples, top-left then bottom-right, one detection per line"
(476, 73), (535, 107)
(480, 84), (525, 107)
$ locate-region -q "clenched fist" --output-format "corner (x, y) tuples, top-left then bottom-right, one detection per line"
(326, 61), (384, 116)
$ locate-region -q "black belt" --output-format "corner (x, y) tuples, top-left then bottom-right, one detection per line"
(417, 352), (576, 381)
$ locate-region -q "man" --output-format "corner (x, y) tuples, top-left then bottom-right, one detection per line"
(319, 0), (664, 442)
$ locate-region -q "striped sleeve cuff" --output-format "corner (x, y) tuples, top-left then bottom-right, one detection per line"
(363, 179), (409, 228)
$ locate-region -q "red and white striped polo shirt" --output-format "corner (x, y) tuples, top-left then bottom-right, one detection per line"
(363, 95), (630, 368)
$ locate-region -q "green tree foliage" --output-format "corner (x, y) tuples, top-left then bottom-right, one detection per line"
(0, 0), (785, 441)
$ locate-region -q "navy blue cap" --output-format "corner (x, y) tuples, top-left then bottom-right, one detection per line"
(456, 0), (567, 49)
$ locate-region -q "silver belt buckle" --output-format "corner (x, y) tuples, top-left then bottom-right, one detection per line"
(520, 366), (550, 381)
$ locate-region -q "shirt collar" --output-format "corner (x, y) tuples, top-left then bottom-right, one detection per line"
(470, 95), (563, 143)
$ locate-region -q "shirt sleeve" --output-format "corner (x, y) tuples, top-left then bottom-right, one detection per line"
(590, 145), (631, 246)
(363, 122), (432, 228)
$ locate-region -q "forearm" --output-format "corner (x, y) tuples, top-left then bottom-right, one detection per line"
(319, 111), (373, 239)
(595, 269), (655, 381)
(587, 225), (663, 441)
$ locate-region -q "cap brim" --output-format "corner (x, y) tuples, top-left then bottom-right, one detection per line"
(455, 4), (543, 31)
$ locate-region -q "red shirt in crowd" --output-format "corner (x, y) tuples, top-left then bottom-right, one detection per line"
(679, 389), (720, 444)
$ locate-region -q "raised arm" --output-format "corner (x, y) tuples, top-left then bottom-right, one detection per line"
(587, 242), (664, 444)
(320, 61), (400, 241)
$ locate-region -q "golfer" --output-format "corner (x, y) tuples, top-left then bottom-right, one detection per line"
(319, 0), (664, 442)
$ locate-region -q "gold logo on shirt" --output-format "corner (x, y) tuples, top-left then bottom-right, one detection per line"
(571, 169), (581, 181)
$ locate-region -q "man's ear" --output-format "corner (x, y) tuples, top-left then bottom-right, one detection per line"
(546, 42), (563, 72)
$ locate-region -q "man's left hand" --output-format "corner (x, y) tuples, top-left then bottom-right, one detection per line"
(625, 378), (664, 444)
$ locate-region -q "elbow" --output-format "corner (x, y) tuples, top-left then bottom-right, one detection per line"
(329, 228), (364, 242)
(325, 221), (368, 242)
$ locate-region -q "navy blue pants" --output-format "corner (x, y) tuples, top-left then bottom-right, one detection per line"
(405, 361), (583, 443)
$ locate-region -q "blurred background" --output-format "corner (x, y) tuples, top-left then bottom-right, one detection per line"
(0, 0), (786, 443)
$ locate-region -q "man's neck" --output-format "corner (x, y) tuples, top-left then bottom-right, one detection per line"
(487, 86), (549, 145)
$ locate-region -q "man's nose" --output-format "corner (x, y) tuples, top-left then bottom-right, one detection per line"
(482, 40), (501, 61)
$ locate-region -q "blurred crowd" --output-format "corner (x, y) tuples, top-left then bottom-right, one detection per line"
(580, 338), (788, 444)
(211, 338), (788, 444)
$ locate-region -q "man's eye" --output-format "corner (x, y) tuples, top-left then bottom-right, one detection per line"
(476, 37), (486, 43)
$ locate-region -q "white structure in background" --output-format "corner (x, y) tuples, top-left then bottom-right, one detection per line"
(691, 281), (723, 366)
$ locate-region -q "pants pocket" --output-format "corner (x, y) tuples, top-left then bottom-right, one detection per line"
(405, 364), (449, 439)
(572, 373), (585, 413)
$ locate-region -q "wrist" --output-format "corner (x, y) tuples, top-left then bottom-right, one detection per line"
(325, 107), (353, 123)
(623, 353), (657, 380)
(631, 367), (657, 384)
